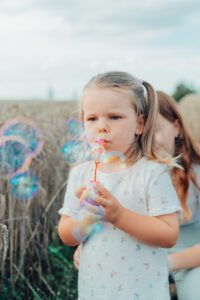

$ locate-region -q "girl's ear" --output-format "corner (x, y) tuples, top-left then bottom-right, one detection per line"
(174, 119), (180, 136)
(135, 115), (144, 135)
(174, 119), (180, 129)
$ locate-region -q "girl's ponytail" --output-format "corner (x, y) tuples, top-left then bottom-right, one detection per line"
(141, 81), (158, 159)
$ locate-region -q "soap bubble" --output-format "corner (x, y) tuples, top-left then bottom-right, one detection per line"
(9, 172), (39, 201)
(0, 135), (31, 178)
(0, 118), (43, 158)
(67, 118), (84, 137)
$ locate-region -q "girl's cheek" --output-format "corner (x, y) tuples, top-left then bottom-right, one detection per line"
(85, 130), (95, 144)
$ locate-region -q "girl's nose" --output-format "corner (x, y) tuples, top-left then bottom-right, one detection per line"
(98, 128), (107, 133)
(97, 119), (110, 133)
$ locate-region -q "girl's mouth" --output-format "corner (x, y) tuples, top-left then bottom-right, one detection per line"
(95, 139), (110, 145)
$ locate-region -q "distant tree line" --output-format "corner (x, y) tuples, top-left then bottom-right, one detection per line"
(172, 82), (197, 102)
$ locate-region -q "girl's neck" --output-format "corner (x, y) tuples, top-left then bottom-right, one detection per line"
(97, 159), (132, 174)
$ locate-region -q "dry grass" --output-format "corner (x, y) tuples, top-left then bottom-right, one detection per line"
(178, 94), (200, 143)
(0, 100), (78, 285)
(0, 223), (8, 271)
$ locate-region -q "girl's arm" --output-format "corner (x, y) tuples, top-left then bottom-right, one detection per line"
(114, 208), (178, 248)
(58, 215), (81, 246)
(168, 244), (200, 271)
(58, 213), (97, 246)
(90, 182), (179, 248)
(58, 185), (97, 246)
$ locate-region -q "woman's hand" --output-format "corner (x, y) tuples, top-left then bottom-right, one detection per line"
(168, 244), (200, 271)
(73, 245), (81, 270)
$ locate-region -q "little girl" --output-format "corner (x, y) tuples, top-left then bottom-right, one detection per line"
(58, 71), (181, 300)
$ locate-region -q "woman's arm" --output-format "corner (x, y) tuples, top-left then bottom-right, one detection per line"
(168, 244), (200, 271)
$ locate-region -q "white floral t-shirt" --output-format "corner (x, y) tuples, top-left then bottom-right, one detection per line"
(59, 157), (181, 300)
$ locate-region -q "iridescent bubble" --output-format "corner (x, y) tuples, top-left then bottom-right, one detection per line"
(67, 118), (84, 137)
(72, 208), (104, 242)
(101, 150), (126, 166)
(92, 223), (104, 234)
(61, 139), (91, 165)
(9, 172), (39, 201)
(63, 118), (91, 165)
(0, 136), (31, 178)
(0, 118), (43, 158)
(91, 142), (105, 162)
(81, 181), (98, 206)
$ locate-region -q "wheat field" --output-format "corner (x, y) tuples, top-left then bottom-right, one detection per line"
(178, 94), (200, 143)
(0, 95), (200, 298)
(0, 100), (78, 297)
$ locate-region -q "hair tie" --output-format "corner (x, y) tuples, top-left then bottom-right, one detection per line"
(141, 81), (147, 100)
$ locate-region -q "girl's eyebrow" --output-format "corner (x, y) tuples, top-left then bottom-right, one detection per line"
(107, 111), (124, 114)
(85, 111), (125, 117)
(84, 112), (97, 117)
(84, 109), (127, 116)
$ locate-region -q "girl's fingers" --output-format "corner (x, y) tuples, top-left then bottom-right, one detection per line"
(94, 182), (111, 198)
(81, 199), (105, 217)
(93, 195), (110, 207)
(75, 186), (86, 198)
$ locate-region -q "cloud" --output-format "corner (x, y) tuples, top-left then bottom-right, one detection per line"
(0, 0), (199, 99)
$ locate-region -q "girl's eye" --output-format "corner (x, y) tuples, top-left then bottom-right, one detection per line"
(110, 115), (122, 120)
(87, 117), (97, 122)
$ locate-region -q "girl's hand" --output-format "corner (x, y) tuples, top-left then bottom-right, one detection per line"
(73, 245), (81, 270)
(84, 182), (124, 225)
(73, 185), (104, 242)
(75, 186), (86, 199)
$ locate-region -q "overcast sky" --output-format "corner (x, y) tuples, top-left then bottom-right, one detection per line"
(0, 0), (200, 100)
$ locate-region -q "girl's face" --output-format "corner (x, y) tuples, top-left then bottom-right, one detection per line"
(154, 114), (180, 155)
(82, 86), (143, 155)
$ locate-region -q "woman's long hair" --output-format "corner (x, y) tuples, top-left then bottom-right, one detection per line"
(157, 90), (200, 221)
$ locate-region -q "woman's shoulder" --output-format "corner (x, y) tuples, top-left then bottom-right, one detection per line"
(191, 163), (200, 187)
(192, 163), (200, 174)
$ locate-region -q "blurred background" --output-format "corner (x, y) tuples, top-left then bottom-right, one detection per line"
(0, 0), (200, 299)
(0, 0), (200, 101)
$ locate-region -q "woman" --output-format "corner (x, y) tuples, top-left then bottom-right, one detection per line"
(155, 91), (200, 300)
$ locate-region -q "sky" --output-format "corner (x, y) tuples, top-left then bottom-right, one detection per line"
(0, 0), (200, 100)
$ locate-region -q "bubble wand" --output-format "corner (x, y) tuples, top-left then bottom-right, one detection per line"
(92, 138), (106, 182)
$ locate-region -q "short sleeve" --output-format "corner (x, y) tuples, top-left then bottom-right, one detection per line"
(145, 164), (181, 216)
(58, 167), (80, 219)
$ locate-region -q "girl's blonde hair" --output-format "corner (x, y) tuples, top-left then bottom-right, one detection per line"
(80, 71), (175, 167)
(157, 90), (200, 221)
